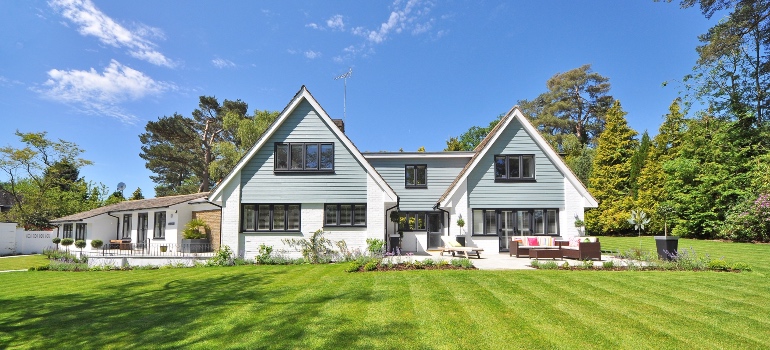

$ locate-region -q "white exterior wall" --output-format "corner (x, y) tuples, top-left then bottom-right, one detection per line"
(220, 174), (242, 253)
(560, 177), (585, 239)
(1, 223), (16, 255)
(401, 232), (427, 253)
(445, 178), (469, 239)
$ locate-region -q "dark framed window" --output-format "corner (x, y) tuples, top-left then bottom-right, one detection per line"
(397, 212), (428, 231)
(154, 211), (166, 239)
(405, 164), (427, 188)
(75, 223), (86, 240)
(241, 204), (300, 232)
(274, 142), (334, 172)
(62, 224), (73, 239)
(324, 204), (366, 227)
(494, 154), (535, 181)
(122, 214), (132, 239)
(472, 209), (558, 236)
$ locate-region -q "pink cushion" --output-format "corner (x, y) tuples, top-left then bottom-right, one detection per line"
(527, 237), (539, 246)
(569, 237), (580, 248)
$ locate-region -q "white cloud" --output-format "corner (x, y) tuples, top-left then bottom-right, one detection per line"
(326, 15), (344, 31)
(304, 50), (321, 59)
(306, 22), (321, 30)
(50, 0), (175, 67)
(35, 60), (173, 123)
(212, 58), (236, 68)
(350, 0), (435, 44)
(0, 76), (23, 87)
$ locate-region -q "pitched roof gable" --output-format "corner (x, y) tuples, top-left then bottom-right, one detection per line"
(437, 106), (598, 208)
(209, 86), (397, 202)
(51, 192), (209, 223)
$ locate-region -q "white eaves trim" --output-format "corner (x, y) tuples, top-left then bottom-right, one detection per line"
(362, 152), (475, 159)
(439, 106), (598, 208)
(209, 86), (398, 203)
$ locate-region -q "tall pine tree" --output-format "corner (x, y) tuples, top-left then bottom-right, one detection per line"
(586, 101), (638, 235)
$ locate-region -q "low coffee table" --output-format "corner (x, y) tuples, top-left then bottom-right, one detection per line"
(529, 247), (562, 260)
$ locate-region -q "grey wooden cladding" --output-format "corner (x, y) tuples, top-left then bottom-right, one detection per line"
(240, 100), (367, 203)
(468, 118), (565, 208)
(367, 157), (469, 211)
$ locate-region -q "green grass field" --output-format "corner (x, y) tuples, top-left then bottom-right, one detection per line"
(0, 255), (49, 271)
(1, 237), (769, 349)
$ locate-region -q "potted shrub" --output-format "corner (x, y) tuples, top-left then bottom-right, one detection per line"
(654, 203), (678, 260)
(91, 239), (103, 250)
(74, 240), (86, 254)
(52, 237), (61, 250)
(60, 238), (74, 252)
(574, 215), (585, 236)
(159, 245), (168, 253)
(455, 215), (466, 247)
(181, 218), (210, 253)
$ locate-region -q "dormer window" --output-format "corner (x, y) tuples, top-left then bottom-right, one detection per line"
(274, 142), (334, 172)
(494, 154), (535, 182)
(405, 164), (427, 188)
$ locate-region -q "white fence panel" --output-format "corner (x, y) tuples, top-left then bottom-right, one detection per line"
(16, 229), (54, 254)
(0, 223), (16, 256)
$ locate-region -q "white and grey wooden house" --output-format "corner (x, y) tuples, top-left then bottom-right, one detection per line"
(209, 86), (597, 258)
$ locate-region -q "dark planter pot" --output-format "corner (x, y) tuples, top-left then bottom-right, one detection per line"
(181, 239), (210, 253)
(654, 236), (679, 260)
(455, 236), (466, 247)
(389, 236), (401, 253)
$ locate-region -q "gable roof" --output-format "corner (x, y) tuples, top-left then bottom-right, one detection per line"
(50, 192), (209, 223)
(209, 86), (398, 202)
(436, 106), (598, 208)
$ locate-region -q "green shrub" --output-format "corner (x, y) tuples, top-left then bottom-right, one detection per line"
(208, 246), (235, 266)
(363, 261), (378, 271)
(540, 261), (559, 270)
(530, 260), (540, 268)
(60, 238), (74, 251)
(450, 258), (463, 267)
(602, 260), (615, 269)
(580, 259), (594, 270)
(344, 261), (363, 272)
(366, 238), (385, 257)
(283, 229), (335, 264)
(731, 262), (752, 272)
(436, 260), (449, 267)
(459, 258), (474, 269)
(74, 240), (86, 253)
(256, 244), (273, 264)
(422, 258), (435, 266)
(707, 259), (730, 271)
(52, 237), (61, 249)
(90, 239), (103, 249)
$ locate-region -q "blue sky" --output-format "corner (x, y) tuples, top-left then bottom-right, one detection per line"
(1, 0), (717, 198)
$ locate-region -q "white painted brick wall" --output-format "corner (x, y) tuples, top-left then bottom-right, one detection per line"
(220, 172), (241, 254)
(561, 177), (585, 239)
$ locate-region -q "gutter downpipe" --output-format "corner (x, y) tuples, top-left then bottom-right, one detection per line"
(385, 196), (400, 252)
(107, 212), (120, 240)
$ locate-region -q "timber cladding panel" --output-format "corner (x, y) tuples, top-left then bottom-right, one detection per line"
(192, 210), (221, 251)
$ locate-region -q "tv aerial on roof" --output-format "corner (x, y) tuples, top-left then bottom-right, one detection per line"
(334, 67), (353, 122)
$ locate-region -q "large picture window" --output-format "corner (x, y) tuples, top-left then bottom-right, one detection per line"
(494, 154), (535, 181)
(154, 211), (166, 239)
(405, 164), (427, 188)
(274, 142), (334, 172)
(324, 204), (366, 227)
(62, 224), (73, 239)
(75, 223), (86, 240)
(122, 214), (132, 239)
(472, 209), (558, 236)
(397, 212), (427, 231)
(241, 204), (300, 232)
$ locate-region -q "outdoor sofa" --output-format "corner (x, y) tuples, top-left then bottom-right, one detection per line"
(559, 237), (601, 261)
(509, 236), (558, 258)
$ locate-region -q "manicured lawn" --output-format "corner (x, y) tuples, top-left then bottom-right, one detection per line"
(0, 255), (48, 271)
(1, 238), (769, 349)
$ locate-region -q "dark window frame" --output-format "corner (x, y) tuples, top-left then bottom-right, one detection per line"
(397, 211), (430, 232)
(494, 154), (536, 182)
(75, 223), (86, 240)
(62, 223), (73, 239)
(274, 142), (334, 173)
(153, 211), (166, 239)
(240, 204), (301, 233)
(122, 214), (132, 239)
(324, 203), (367, 227)
(405, 164), (428, 188)
(471, 208), (559, 236)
